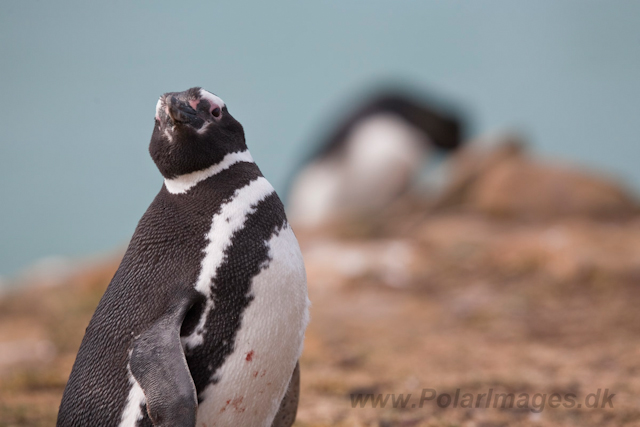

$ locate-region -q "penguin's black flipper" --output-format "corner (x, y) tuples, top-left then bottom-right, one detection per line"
(130, 293), (199, 427)
(271, 361), (300, 427)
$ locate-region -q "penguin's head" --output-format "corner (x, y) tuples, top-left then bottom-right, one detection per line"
(149, 87), (246, 178)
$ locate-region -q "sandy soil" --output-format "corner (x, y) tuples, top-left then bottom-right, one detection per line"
(1, 213), (639, 426)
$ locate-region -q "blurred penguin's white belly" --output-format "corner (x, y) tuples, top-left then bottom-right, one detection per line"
(195, 224), (309, 427)
(342, 114), (428, 209)
(288, 114), (428, 227)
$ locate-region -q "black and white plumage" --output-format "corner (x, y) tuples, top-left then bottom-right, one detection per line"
(287, 92), (464, 227)
(57, 88), (309, 427)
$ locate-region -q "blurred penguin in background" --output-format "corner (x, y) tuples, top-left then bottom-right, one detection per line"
(287, 91), (465, 229)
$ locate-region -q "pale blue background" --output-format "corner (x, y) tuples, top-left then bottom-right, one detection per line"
(1, 1), (639, 277)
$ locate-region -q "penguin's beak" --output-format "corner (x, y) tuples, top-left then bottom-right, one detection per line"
(165, 96), (199, 125)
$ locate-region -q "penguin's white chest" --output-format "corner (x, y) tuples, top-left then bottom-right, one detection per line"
(196, 224), (309, 427)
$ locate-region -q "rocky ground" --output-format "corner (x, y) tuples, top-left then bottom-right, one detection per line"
(1, 208), (640, 426)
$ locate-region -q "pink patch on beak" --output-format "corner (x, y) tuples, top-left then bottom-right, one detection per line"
(189, 99), (200, 111)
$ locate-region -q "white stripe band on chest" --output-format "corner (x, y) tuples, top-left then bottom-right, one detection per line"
(164, 150), (254, 194)
(181, 176), (276, 349)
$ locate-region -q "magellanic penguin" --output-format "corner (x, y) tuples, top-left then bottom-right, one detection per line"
(57, 87), (310, 427)
(287, 91), (464, 228)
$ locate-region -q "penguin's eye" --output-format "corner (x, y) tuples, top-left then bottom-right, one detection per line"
(212, 108), (221, 118)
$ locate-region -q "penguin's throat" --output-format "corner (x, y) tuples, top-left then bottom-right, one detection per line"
(164, 150), (254, 195)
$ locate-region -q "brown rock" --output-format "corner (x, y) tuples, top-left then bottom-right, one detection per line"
(440, 135), (639, 219)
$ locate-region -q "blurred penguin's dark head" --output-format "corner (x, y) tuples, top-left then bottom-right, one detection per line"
(149, 87), (246, 178)
(315, 91), (465, 160)
(369, 93), (463, 151)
